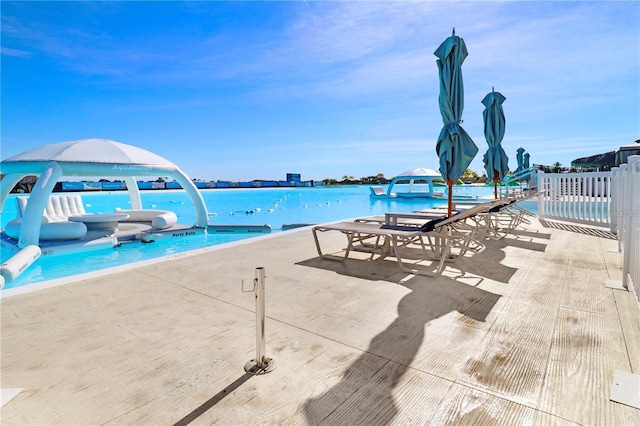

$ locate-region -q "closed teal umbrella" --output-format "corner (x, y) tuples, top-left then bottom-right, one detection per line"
(522, 152), (531, 180)
(481, 89), (509, 199)
(435, 30), (478, 216)
(515, 147), (525, 174)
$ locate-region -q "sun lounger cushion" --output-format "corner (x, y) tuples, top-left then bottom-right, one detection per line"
(419, 217), (448, 232)
(380, 224), (421, 232)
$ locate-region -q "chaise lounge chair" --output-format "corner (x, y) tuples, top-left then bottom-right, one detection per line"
(312, 202), (496, 277)
(465, 198), (536, 239)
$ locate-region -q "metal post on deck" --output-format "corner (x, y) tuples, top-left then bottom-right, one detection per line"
(244, 267), (276, 375)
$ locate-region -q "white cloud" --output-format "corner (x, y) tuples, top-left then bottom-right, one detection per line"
(0, 46), (30, 58)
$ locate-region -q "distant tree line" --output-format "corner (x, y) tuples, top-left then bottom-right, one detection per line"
(321, 169), (495, 186)
(536, 162), (613, 174)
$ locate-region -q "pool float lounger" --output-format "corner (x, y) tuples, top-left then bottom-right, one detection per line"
(116, 209), (178, 230)
(4, 219), (87, 241)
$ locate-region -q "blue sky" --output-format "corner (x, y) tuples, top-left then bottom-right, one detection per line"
(2, 1), (639, 182)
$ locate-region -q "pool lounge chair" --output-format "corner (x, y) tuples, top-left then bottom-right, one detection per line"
(369, 186), (387, 198)
(380, 199), (504, 238)
(354, 210), (448, 227)
(355, 199), (505, 229)
(414, 198), (534, 240)
(466, 199), (535, 239)
(312, 203), (494, 277)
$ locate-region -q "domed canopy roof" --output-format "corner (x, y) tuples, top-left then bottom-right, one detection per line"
(397, 167), (441, 178)
(3, 138), (173, 167)
(1, 139), (177, 176)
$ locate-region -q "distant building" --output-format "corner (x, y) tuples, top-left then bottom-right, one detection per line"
(615, 140), (640, 166)
(286, 173), (301, 183)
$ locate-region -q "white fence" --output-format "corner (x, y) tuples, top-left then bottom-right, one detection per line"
(537, 161), (639, 302)
(610, 156), (640, 296)
(537, 171), (612, 226)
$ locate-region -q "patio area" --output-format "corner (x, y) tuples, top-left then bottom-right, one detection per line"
(1, 216), (639, 425)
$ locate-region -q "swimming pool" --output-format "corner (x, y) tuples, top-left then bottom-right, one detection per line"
(1, 185), (533, 291)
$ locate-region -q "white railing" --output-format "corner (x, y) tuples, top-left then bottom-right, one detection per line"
(502, 166), (537, 185)
(610, 155), (640, 297)
(537, 171), (611, 226)
(503, 166), (537, 186)
(500, 166), (537, 199)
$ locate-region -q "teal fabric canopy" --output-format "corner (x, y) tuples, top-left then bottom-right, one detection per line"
(515, 147), (525, 174)
(481, 90), (509, 186)
(522, 152), (531, 179)
(434, 33), (478, 185)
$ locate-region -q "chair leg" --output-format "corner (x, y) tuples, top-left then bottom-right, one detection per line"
(390, 235), (446, 277)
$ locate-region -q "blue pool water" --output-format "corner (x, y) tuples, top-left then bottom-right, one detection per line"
(1, 185), (532, 290)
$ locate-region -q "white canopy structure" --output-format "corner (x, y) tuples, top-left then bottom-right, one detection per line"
(386, 167), (442, 198)
(1, 139), (209, 248)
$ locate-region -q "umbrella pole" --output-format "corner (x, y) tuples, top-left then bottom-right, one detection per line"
(493, 171), (499, 199)
(447, 179), (453, 217)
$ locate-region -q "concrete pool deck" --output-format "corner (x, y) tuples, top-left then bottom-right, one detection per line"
(1, 217), (639, 424)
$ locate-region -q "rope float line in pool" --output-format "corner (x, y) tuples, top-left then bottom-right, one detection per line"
(202, 199), (343, 217)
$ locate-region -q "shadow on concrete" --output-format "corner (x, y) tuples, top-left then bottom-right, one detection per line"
(173, 373), (254, 426)
(298, 238), (524, 284)
(509, 228), (552, 240)
(297, 253), (425, 283)
(540, 219), (617, 240)
(490, 235), (547, 252)
(302, 275), (502, 424)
